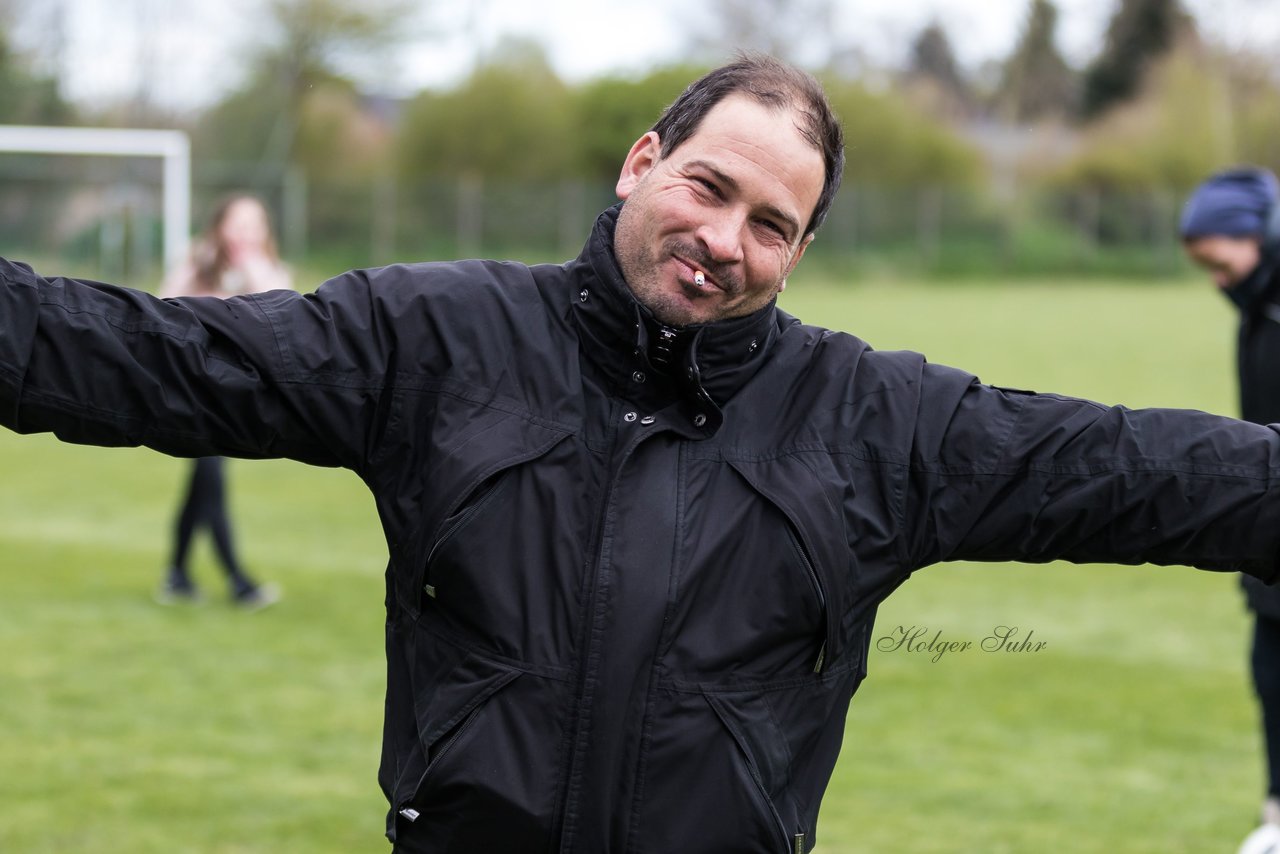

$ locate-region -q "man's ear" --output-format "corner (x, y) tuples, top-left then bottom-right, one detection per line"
(616, 132), (661, 200)
(778, 233), (815, 293)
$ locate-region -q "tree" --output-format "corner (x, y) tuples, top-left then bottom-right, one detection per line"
(396, 40), (575, 181)
(902, 20), (973, 121)
(996, 0), (1077, 122)
(1229, 51), (1280, 175)
(572, 65), (708, 181)
(195, 0), (414, 174)
(0, 5), (73, 125)
(682, 0), (835, 68)
(1079, 0), (1194, 120)
(822, 75), (984, 187)
(1059, 43), (1234, 192)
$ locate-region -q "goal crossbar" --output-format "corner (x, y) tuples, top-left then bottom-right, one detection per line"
(0, 125), (191, 269)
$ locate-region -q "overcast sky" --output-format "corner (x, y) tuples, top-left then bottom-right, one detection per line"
(22, 0), (1280, 112)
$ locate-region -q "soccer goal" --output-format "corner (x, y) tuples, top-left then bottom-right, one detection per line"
(0, 125), (191, 272)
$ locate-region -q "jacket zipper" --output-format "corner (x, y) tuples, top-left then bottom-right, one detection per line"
(557, 427), (647, 849)
(429, 705), (482, 769)
(786, 527), (828, 673)
(397, 704), (484, 823)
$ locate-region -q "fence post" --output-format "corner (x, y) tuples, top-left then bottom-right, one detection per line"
(458, 173), (483, 257)
(847, 187), (858, 253)
(559, 179), (584, 260)
(99, 207), (125, 282)
(1152, 187), (1178, 274)
(283, 164), (308, 261)
(1078, 187), (1100, 266)
(129, 192), (156, 285)
(918, 186), (942, 268)
(372, 172), (397, 265)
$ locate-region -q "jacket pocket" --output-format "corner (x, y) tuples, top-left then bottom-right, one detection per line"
(422, 469), (513, 599)
(413, 431), (587, 663)
(417, 656), (522, 768)
(665, 457), (832, 680)
(631, 688), (803, 854)
(785, 526), (828, 673)
(393, 651), (565, 852)
(726, 454), (849, 671)
(703, 691), (795, 853)
(389, 398), (570, 619)
(393, 652), (522, 814)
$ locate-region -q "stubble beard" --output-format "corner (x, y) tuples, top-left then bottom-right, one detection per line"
(615, 217), (762, 328)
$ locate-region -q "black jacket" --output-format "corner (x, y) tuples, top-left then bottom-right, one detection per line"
(4, 206), (1280, 852)
(1226, 248), (1280, 618)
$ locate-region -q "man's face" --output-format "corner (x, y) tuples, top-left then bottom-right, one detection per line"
(613, 94), (824, 327)
(1184, 235), (1262, 290)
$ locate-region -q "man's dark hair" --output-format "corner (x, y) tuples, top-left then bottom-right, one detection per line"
(649, 53), (845, 238)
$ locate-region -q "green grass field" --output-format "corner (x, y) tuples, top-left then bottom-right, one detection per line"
(0, 273), (1262, 852)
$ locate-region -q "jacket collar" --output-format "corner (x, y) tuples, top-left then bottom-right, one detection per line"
(568, 205), (779, 409)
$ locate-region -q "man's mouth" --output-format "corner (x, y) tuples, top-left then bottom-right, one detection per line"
(675, 256), (721, 293)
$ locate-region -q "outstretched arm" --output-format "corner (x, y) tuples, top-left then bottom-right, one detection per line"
(0, 259), (392, 473)
(903, 362), (1280, 580)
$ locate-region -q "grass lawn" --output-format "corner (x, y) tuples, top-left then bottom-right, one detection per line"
(0, 272), (1263, 852)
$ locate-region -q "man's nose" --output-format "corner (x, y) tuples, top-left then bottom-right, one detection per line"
(695, 208), (746, 264)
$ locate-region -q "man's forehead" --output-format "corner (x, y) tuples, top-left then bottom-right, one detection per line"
(675, 95), (823, 227)
(688, 94), (806, 142)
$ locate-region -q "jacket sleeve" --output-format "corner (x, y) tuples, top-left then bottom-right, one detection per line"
(0, 258), (397, 472)
(903, 361), (1280, 582)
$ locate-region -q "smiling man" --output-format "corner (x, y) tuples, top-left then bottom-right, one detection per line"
(613, 91), (823, 326)
(4, 55), (1280, 853)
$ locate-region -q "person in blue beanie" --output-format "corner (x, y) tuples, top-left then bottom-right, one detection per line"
(1181, 166), (1280, 847)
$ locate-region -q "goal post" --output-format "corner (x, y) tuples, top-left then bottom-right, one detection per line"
(0, 125), (191, 270)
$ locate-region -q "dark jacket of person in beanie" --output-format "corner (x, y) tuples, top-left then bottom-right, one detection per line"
(1182, 167), (1280, 618)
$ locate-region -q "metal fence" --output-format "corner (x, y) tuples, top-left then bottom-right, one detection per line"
(0, 154), (1193, 287)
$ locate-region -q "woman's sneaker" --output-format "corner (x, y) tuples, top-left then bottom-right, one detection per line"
(153, 574), (203, 605)
(1237, 799), (1280, 854)
(233, 582), (282, 611)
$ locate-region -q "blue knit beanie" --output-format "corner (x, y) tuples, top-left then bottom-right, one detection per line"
(1179, 167), (1279, 239)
